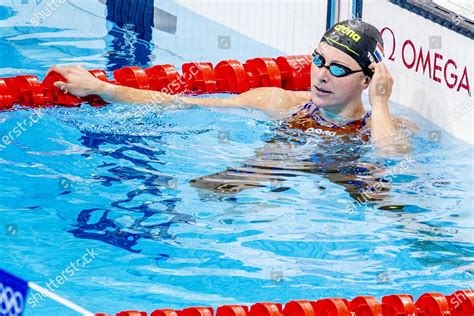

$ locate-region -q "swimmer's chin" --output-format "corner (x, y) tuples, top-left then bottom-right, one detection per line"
(310, 96), (332, 107)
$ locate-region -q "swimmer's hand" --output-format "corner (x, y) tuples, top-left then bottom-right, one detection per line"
(367, 62), (413, 155)
(368, 62), (393, 107)
(47, 65), (169, 104)
(48, 65), (108, 97)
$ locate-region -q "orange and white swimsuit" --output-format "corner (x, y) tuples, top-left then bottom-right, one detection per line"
(287, 100), (372, 138)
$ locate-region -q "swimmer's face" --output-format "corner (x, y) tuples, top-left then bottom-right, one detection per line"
(311, 43), (370, 109)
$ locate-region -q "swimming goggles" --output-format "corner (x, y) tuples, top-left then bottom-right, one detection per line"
(312, 50), (364, 77)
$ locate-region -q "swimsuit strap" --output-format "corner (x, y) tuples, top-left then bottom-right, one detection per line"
(291, 99), (318, 117)
(359, 110), (371, 128)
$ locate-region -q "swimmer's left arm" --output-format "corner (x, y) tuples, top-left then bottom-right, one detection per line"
(368, 63), (415, 155)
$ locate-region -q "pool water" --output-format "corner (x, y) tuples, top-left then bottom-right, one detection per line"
(0, 2), (473, 315)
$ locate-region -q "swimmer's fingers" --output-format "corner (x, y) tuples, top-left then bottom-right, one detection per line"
(49, 65), (76, 78)
(46, 65), (100, 97)
(368, 62), (384, 73)
(368, 62), (393, 106)
(46, 65), (68, 75)
(368, 63), (379, 77)
(48, 66), (78, 94)
(53, 81), (71, 93)
(48, 65), (89, 78)
(369, 62), (392, 80)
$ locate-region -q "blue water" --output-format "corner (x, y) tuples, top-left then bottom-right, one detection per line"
(0, 2), (473, 315)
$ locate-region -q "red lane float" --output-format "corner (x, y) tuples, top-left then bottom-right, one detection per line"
(182, 307), (214, 316)
(0, 78), (14, 110)
(312, 298), (350, 316)
(275, 55), (311, 91)
(214, 60), (250, 93)
(416, 293), (451, 316)
(182, 62), (217, 94)
(0, 54), (311, 110)
(114, 66), (150, 89)
(216, 305), (249, 316)
(89, 69), (111, 82)
(84, 70), (110, 107)
(151, 309), (180, 316)
(243, 58), (281, 89)
(115, 312), (147, 316)
(249, 303), (282, 316)
(448, 290), (474, 316)
(94, 290), (473, 316)
(42, 72), (82, 107)
(4, 75), (44, 107)
(382, 294), (416, 315)
(282, 301), (314, 316)
(349, 296), (382, 316)
(145, 64), (183, 94)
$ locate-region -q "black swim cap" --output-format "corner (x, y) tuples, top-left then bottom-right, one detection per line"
(319, 19), (384, 77)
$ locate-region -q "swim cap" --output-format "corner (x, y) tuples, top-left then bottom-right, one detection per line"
(319, 19), (384, 77)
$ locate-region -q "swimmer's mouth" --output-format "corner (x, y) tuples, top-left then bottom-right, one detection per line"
(314, 86), (332, 94)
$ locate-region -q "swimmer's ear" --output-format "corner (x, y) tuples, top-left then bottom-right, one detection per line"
(361, 76), (371, 90)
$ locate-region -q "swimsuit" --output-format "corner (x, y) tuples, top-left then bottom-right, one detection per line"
(286, 100), (371, 138)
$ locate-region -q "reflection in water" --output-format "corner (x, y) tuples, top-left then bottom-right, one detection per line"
(106, 25), (153, 70)
(191, 124), (393, 207)
(105, 0), (154, 69)
(68, 131), (194, 253)
(66, 115), (470, 274)
(188, 123), (474, 272)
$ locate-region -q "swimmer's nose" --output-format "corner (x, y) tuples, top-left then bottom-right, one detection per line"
(313, 65), (330, 83)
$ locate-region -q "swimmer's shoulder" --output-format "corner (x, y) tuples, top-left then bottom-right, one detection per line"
(291, 90), (312, 104)
(276, 89), (311, 119)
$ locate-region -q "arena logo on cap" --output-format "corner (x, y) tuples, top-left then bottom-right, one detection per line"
(334, 24), (361, 42)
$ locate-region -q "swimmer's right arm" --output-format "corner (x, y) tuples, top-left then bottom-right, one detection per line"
(49, 65), (308, 118)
